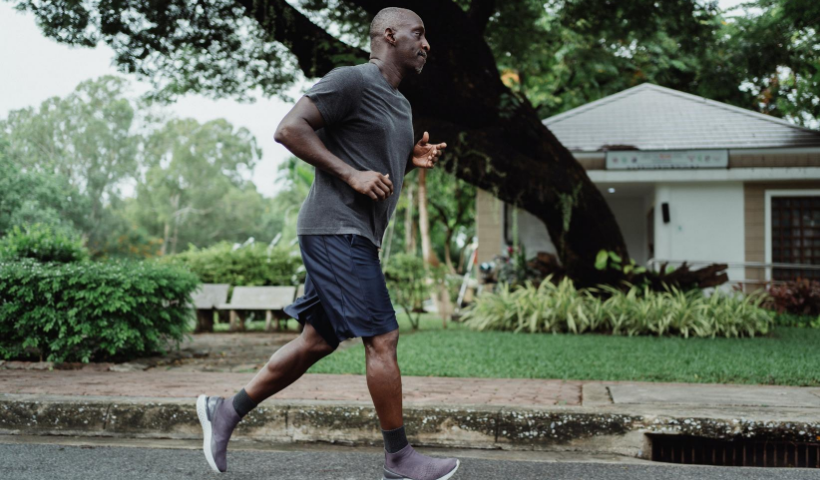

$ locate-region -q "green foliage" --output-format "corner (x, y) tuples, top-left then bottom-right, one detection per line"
(594, 249), (649, 288)
(2, 76), (279, 259)
(495, 244), (543, 288)
(1, 76), (139, 253)
(462, 275), (773, 338)
(487, 0), (818, 126)
(127, 117), (270, 255)
(383, 253), (445, 329)
(163, 241), (303, 286)
(0, 259), (200, 362)
(268, 156), (315, 244)
(0, 224), (89, 263)
(422, 163), (477, 273)
(0, 150), (91, 237)
(773, 311), (820, 329)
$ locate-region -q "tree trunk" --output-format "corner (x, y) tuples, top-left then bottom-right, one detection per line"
(418, 169), (440, 268)
(418, 168), (453, 324)
(404, 181), (417, 254)
(443, 229), (457, 275)
(161, 221), (170, 256)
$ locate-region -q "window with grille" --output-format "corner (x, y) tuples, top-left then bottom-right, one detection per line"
(771, 196), (820, 281)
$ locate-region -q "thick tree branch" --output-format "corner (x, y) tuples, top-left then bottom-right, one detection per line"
(467, 0), (497, 36)
(235, 0), (369, 77)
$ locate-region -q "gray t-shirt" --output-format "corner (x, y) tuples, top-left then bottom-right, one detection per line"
(296, 62), (414, 248)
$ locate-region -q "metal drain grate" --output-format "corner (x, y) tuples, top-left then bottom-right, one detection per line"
(649, 434), (820, 468)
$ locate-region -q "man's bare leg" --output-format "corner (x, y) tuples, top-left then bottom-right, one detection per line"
(244, 322), (336, 402)
(196, 322), (335, 473)
(364, 329), (403, 429)
(364, 329), (459, 480)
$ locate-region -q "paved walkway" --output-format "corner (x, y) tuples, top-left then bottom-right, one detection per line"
(0, 371), (583, 407)
(2, 333), (820, 410)
(3, 369), (820, 409)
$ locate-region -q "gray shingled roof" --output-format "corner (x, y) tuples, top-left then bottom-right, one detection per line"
(542, 83), (820, 152)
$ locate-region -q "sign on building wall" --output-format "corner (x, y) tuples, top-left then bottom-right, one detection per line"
(605, 149), (729, 170)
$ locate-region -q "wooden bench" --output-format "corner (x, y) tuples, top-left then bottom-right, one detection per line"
(191, 283), (230, 332)
(218, 286), (297, 332)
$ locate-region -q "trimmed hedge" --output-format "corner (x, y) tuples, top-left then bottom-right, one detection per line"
(463, 275), (773, 338)
(0, 223), (89, 263)
(0, 259), (200, 362)
(163, 241), (303, 287)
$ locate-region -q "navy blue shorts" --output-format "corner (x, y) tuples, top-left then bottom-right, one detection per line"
(283, 234), (399, 350)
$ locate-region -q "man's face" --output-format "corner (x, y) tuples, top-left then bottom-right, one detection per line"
(394, 16), (430, 74)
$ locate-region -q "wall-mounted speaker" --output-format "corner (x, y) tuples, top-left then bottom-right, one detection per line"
(661, 202), (670, 224)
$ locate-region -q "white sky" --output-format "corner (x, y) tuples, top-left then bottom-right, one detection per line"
(0, 0), (750, 198)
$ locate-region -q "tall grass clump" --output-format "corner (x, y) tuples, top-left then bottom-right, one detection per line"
(461, 275), (773, 338)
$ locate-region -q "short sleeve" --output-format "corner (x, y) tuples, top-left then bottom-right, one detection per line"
(304, 66), (363, 126)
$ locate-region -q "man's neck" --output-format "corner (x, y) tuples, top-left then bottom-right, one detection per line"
(368, 58), (404, 90)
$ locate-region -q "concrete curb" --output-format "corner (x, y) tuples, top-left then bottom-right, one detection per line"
(2, 394), (819, 459)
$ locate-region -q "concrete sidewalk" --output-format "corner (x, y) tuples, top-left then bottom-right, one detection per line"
(2, 369), (820, 461)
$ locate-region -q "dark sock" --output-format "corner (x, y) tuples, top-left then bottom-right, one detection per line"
(231, 388), (259, 418)
(382, 425), (409, 453)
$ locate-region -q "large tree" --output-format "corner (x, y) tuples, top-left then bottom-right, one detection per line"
(10, 0), (813, 286)
(128, 117), (267, 254)
(0, 76), (138, 250)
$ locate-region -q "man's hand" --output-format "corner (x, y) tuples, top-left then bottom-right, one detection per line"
(411, 131), (446, 169)
(348, 171), (394, 201)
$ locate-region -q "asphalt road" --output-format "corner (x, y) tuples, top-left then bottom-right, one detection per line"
(2, 440), (820, 480)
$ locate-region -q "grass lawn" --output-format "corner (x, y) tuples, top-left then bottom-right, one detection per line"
(303, 313), (820, 387)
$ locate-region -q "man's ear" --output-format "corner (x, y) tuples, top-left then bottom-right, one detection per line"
(384, 28), (396, 46)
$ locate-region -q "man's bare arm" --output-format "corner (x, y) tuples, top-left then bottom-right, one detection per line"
(274, 96), (393, 201)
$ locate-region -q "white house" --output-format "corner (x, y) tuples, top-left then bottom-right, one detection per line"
(475, 83), (820, 290)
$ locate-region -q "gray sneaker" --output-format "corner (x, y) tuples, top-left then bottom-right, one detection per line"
(382, 444), (460, 480)
(196, 394), (241, 473)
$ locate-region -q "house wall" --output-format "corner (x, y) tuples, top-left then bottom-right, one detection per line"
(730, 152), (820, 168)
(512, 207), (557, 260)
(654, 182), (746, 288)
(474, 151), (820, 288)
(744, 181), (820, 291)
(606, 196), (649, 266)
(475, 188), (503, 265)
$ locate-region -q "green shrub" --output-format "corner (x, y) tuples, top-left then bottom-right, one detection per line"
(383, 253), (430, 329)
(383, 253), (448, 329)
(0, 223), (89, 263)
(162, 241), (303, 286)
(0, 259), (200, 362)
(462, 275), (773, 338)
(773, 311), (820, 329)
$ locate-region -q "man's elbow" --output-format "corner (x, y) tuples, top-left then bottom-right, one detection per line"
(273, 123), (293, 145)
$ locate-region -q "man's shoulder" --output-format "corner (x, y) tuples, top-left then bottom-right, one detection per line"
(326, 64), (366, 81)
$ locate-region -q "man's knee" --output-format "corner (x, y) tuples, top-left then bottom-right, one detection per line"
(295, 322), (336, 357)
(363, 328), (399, 358)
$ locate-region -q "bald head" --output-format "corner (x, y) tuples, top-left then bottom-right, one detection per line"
(369, 7), (419, 47)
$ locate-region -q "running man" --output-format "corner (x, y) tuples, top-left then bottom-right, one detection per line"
(196, 7), (460, 480)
